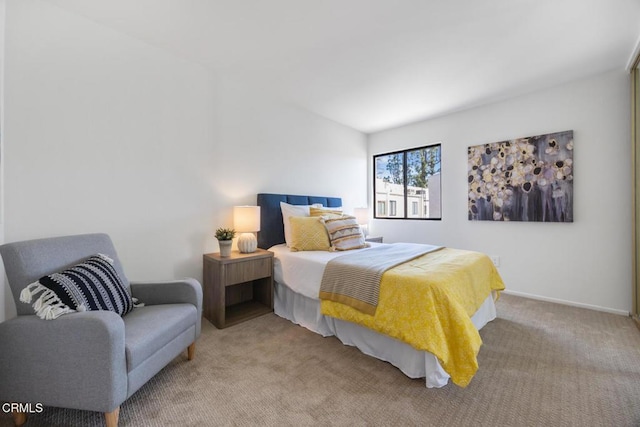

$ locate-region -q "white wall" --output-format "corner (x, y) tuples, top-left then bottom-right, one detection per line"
(10, 1), (621, 319)
(1, 1), (366, 321)
(368, 69), (632, 314)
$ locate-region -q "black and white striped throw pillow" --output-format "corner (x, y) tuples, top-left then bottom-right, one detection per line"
(20, 253), (137, 320)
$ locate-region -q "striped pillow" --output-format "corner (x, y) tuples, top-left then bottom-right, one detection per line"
(19, 254), (136, 320)
(322, 215), (368, 251)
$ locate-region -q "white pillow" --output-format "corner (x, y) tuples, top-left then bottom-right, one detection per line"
(280, 202), (310, 246)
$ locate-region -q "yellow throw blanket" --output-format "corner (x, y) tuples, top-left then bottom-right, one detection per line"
(320, 248), (505, 387)
(319, 243), (442, 315)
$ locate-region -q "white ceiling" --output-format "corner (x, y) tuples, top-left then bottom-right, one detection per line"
(45, 0), (640, 133)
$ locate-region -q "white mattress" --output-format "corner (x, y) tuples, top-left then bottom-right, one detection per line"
(270, 243), (497, 388)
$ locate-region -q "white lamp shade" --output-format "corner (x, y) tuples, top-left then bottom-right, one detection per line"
(353, 207), (369, 226)
(233, 206), (261, 232)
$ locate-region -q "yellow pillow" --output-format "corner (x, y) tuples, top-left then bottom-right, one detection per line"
(289, 216), (331, 252)
(309, 206), (343, 218)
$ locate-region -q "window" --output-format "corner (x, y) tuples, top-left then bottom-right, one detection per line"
(374, 144), (441, 220)
(389, 200), (397, 216)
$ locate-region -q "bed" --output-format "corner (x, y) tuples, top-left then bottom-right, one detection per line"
(257, 193), (505, 388)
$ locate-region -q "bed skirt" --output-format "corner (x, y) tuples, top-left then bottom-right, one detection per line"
(274, 281), (497, 388)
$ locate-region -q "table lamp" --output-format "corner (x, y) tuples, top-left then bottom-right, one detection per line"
(234, 206), (261, 253)
(353, 207), (369, 237)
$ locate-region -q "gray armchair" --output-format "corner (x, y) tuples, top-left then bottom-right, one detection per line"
(0, 233), (202, 427)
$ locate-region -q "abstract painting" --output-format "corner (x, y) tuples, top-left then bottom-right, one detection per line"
(468, 130), (573, 222)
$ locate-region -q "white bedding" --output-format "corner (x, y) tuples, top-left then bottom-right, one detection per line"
(271, 242), (385, 299)
(270, 243), (497, 388)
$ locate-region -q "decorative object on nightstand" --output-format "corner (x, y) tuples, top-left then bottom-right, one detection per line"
(234, 206), (261, 253)
(202, 249), (274, 328)
(354, 207), (369, 237)
(215, 227), (235, 257)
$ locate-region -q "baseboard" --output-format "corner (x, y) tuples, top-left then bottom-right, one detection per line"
(501, 290), (630, 317)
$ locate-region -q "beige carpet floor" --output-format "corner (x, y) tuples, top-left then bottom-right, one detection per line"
(1, 294), (640, 426)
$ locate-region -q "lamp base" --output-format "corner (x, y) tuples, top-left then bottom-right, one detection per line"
(237, 233), (257, 253)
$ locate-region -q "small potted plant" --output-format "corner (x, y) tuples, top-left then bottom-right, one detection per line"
(215, 227), (235, 257)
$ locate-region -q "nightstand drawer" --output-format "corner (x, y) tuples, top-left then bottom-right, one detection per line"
(225, 257), (272, 285)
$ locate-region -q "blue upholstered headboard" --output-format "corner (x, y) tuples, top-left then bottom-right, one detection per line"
(257, 193), (342, 249)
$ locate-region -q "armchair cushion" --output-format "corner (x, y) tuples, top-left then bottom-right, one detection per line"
(123, 304), (197, 372)
(20, 253), (135, 320)
(130, 279), (203, 337)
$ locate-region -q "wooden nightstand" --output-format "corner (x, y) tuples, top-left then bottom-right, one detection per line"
(202, 249), (274, 329)
(365, 236), (383, 243)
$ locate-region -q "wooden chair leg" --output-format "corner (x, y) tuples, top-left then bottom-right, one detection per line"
(187, 342), (196, 360)
(11, 411), (27, 426)
(105, 407), (119, 427)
